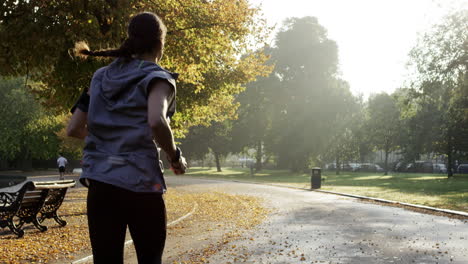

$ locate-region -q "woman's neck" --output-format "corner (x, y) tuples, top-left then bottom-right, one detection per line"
(134, 52), (161, 63)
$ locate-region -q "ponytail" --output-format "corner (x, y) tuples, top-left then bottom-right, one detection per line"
(73, 40), (133, 59)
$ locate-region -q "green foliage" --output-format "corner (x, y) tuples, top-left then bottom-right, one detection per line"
(0, 78), (35, 159)
(0, 0), (272, 137)
(179, 127), (211, 162)
(406, 10), (468, 176)
(55, 115), (85, 159)
(265, 17), (351, 171)
(25, 114), (64, 160)
(366, 93), (401, 151)
(320, 80), (361, 171)
(350, 98), (374, 163)
(177, 10), (467, 175)
(231, 70), (276, 170)
(181, 121), (235, 171)
(274, 17), (338, 78)
(0, 77), (64, 162)
(366, 93), (402, 173)
(227, 17), (361, 171)
(409, 10), (467, 90)
(232, 75), (275, 148)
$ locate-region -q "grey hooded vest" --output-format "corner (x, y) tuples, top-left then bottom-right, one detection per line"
(80, 58), (178, 193)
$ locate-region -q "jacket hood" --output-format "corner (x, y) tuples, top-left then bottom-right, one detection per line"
(100, 58), (176, 101)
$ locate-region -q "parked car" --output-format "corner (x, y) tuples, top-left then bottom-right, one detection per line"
(406, 161), (433, 173)
(433, 163), (447, 173)
(394, 161), (408, 172)
(375, 164), (385, 172)
(326, 163), (359, 171)
(325, 163), (336, 170)
(457, 164), (468, 174)
(356, 163), (384, 172)
(349, 163), (361, 172)
(341, 163), (354, 171)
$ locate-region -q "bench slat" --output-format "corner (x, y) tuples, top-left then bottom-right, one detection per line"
(24, 192), (42, 198)
(22, 198), (43, 204)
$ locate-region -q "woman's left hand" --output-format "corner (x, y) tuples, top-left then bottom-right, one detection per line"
(171, 156), (187, 175)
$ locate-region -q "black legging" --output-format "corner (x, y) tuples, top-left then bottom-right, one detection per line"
(87, 179), (166, 264)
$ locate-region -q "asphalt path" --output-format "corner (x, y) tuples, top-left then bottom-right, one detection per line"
(166, 176), (468, 264)
(20, 174), (468, 263)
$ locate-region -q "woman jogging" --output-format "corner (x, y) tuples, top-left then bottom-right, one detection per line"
(67, 12), (187, 264)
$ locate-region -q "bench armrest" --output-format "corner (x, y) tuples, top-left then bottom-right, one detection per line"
(32, 180), (76, 190)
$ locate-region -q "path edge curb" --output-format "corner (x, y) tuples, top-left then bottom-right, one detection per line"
(312, 188), (468, 217)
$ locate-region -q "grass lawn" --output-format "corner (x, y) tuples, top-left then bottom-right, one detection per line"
(181, 167), (468, 212)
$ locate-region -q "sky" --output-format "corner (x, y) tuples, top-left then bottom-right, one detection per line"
(249, 0), (467, 97)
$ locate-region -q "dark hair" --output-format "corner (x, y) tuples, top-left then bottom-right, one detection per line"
(75, 12), (167, 59)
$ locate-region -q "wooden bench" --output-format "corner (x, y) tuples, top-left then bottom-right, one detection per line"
(0, 180), (75, 237)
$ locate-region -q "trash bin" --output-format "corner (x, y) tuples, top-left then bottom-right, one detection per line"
(311, 167), (321, 189)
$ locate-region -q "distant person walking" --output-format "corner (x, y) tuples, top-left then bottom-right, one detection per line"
(57, 154), (68, 180)
(67, 12), (187, 264)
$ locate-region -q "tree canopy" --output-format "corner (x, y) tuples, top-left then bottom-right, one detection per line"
(0, 77), (64, 163)
(266, 17), (351, 170)
(0, 0), (272, 136)
(366, 93), (401, 174)
(217, 17), (358, 171)
(406, 9), (468, 176)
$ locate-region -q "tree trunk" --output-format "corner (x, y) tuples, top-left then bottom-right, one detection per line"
(446, 128), (454, 178)
(214, 151), (222, 172)
(336, 155), (341, 175)
(255, 140), (262, 172)
(384, 147), (389, 176)
(447, 144), (453, 178)
(360, 150), (365, 164)
(18, 148), (33, 171)
(277, 152), (288, 169)
(262, 155), (271, 167)
(0, 159), (7, 170)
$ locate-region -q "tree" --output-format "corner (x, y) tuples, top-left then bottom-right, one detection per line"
(55, 116), (85, 159)
(181, 121), (235, 172)
(322, 80), (361, 174)
(351, 97), (374, 164)
(394, 88), (437, 163)
(178, 127), (211, 165)
(366, 93), (401, 175)
(231, 72), (276, 172)
(0, 0), (271, 137)
(0, 77), (63, 167)
(264, 17), (351, 171)
(407, 10), (468, 177)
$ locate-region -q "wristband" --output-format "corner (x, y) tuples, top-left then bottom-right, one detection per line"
(170, 147), (182, 164)
(70, 88), (90, 113)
